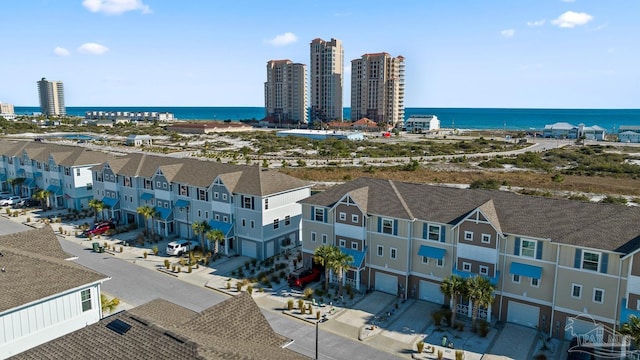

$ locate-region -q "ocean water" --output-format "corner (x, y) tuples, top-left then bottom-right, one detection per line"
(14, 106), (640, 132)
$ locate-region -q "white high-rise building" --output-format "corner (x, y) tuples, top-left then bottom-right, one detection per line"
(264, 60), (308, 124)
(310, 38), (343, 123)
(0, 102), (16, 120)
(351, 52), (405, 127)
(37, 77), (66, 116)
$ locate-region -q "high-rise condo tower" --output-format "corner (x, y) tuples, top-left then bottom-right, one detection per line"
(310, 38), (343, 123)
(351, 53), (405, 127)
(37, 77), (66, 117)
(264, 60), (308, 124)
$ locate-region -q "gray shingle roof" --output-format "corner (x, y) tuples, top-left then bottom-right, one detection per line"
(13, 293), (309, 360)
(0, 140), (113, 167)
(0, 227), (109, 313)
(300, 177), (640, 253)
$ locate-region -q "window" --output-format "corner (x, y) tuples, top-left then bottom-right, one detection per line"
(198, 189), (208, 201)
(250, 220), (255, 228)
(521, 240), (537, 258)
(428, 225), (440, 241)
(593, 289), (604, 304)
(214, 214), (219, 220)
(479, 265), (489, 275)
(351, 242), (358, 250)
(531, 278), (540, 287)
(422, 256), (429, 264)
(382, 219), (394, 234)
(339, 212), (346, 221)
(179, 184), (188, 196)
(81, 289), (92, 312)
(156, 181), (161, 187)
(162, 182), (167, 189)
(464, 231), (473, 241)
(222, 193), (227, 201)
(512, 274), (520, 283)
(273, 219), (279, 229)
(76, 169), (81, 176)
(352, 214), (359, 223)
(572, 284), (582, 299)
(285, 215), (290, 226)
(264, 198), (268, 209)
(481, 234), (491, 244)
(436, 258), (444, 267)
(462, 262), (472, 272)
(377, 245), (383, 257)
(124, 177), (131, 187)
(390, 248), (397, 259)
(243, 196), (253, 209)
(339, 239), (346, 247)
(582, 251), (600, 272)
(144, 179), (152, 189)
(164, 202), (169, 208)
(311, 232), (317, 242)
(314, 208), (325, 222)
(65, 167), (70, 176)
(214, 192), (219, 199)
(242, 219), (246, 227)
(223, 216), (228, 222)
(321, 234), (327, 244)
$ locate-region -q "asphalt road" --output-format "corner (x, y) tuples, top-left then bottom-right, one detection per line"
(52, 227), (402, 360)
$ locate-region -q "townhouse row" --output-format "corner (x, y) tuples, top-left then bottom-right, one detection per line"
(0, 140), (311, 260)
(299, 177), (640, 340)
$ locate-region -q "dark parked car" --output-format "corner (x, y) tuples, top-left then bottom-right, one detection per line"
(12, 198), (39, 209)
(81, 221), (116, 237)
(288, 267), (321, 288)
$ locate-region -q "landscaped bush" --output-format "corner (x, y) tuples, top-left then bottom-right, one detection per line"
(287, 299), (294, 311)
(431, 310), (442, 326)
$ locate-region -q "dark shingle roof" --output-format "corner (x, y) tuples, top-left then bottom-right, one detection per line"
(0, 140), (112, 167)
(0, 227), (109, 313)
(13, 293), (309, 360)
(300, 177), (640, 254)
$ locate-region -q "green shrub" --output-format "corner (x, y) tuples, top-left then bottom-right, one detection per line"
(164, 259), (170, 269)
(247, 285), (253, 295)
(416, 340), (425, 353)
(304, 287), (314, 299)
(226, 282), (231, 290)
(297, 299), (304, 311)
(236, 282), (243, 292)
(287, 299), (294, 311)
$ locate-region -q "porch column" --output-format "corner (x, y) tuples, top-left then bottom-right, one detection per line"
(468, 298), (473, 318)
(355, 270), (360, 291)
(487, 304), (492, 322)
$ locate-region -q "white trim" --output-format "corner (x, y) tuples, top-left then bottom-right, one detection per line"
(512, 274), (520, 283)
(321, 234), (327, 244)
(339, 239), (346, 247)
(593, 288), (605, 304)
(368, 264), (408, 276)
(351, 242), (358, 250)
(464, 231), (473, 241)
(505, 253), (556, 265)
(520, 239), (537, 258)
(390, 247), (398, 260)
(571, 283), (582, 299)
(557, 265), (624, 280)
(582, 250), (601, 272)
(311, 232), (316, 243)
(377, 245), (384, 257)
(530, 277), (540, 288)
(462, 262), (472, 272)
(352, 214), (359, 223)
(339, 212), (346, 221)
(479, 265), (489, 275)
(553, 306), (615, 324)
(481, 233), (491, 244)
(499, 293), (553, 307)
(436, 258), (445, 267)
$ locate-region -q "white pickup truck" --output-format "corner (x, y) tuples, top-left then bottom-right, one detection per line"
(166, 239), (199, 256)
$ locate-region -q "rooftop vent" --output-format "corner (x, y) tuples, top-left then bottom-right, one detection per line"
(106, 319), (132, 335)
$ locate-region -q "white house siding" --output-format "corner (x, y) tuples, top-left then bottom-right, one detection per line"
(456, 243), (499, 266)
(335, 222), (366, 240)
(211, 201), (233, 215)
(0, 285), (101, 358)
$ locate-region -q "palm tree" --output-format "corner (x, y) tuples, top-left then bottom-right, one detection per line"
(8, 177), (25, 195)
(206, 229), (225, 258)
(192, 220), (211, 252)
(620, 315), (640, 349)
(314, 245), (338, 290)
(100, 294), (120, 314)
(88, 199), (105, 222)
(136, 205), (155, 236)
(330, 249), (353, 296)
(466, 275), (495, 332)
(32, 188), (51, 211)
(440, 275), (467, 327)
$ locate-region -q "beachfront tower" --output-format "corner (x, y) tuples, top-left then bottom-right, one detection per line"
(310, 38), (343, 123)
(351, 53), (405, 127)
(37, 77), (66, 117)
(264, 60), (308, 124)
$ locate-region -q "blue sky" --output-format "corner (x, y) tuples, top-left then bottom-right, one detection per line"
(1, 0), (638, 108)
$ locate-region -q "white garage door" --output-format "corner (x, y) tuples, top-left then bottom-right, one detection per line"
(419, 280), (444, 304)
(242, 240), (257, 258)
(266, 241), (274, 258)
(375, 272), (398, 295)
(507, 301), (540, 328)
(565, 317), (602, 340)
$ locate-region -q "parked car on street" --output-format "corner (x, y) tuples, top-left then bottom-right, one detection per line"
(0, 196), (25, 206)
(288, 267), (321, 288)
(166, 239), (199, 256)
(12, 198), (40, 209)
(80, 221), (116, 237)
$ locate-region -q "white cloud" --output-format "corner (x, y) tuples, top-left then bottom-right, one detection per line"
(527, 19), (545, 27)
(82, 0), (151, 15)
(54, 47), (70, 56)
(501, 29), (515, 38)
(78, 42), (109, 55)
(266, 32), (298, 46)
(552, 11), (593, 28)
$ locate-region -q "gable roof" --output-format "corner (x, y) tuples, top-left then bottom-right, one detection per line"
(0, 227), (108, 313)
(300, 177), (640, 253)
(0, 140), (111, 167)
(13, 293), (309, 360)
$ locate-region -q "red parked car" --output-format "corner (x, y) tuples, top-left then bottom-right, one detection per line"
(81, 221), (116, 237)
(288, 267), (321, 288)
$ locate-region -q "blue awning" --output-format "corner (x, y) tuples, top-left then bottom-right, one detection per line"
(102, 197), (120, 209)
(46, 184), (62, 195)
(208, 220), (233, 236)
(140, 192), (154, 200)
(34, 172), (42, 178)
(509, 262), (542, 280)
(154, 206), (172, 221)
(22, 179), (35, 188)
(452, 269), (501, 286)
(175, 199), (190, 208)
(418, 245), (446, 260)
(339, 246), (367, 269)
